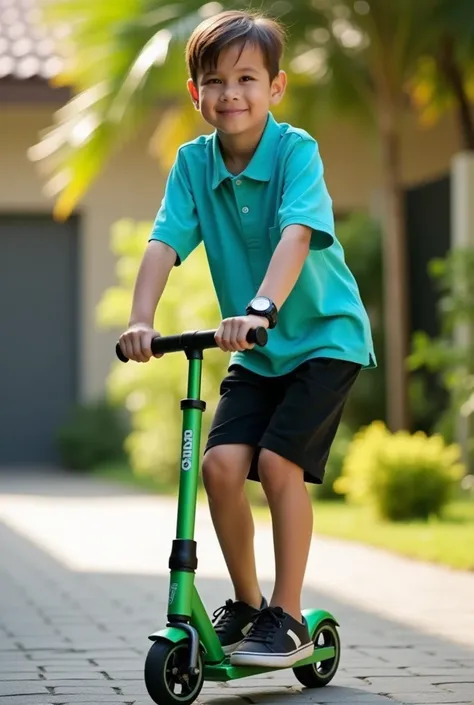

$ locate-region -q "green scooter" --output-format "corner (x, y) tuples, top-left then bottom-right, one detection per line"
(116, 326), (341, 705)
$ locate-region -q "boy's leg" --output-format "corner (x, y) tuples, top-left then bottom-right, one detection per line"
(203, 365), (282, 653)
(259, 450), (313, 621)
(260, 359), (361, 622)
(230, 358), (361, 667)
(202, 444), (261, 608)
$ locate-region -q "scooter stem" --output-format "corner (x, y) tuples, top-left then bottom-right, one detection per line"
(176, 349), (205, 540)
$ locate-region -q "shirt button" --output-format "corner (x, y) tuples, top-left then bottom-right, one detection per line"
(242, 206), (249, 214)
(235, 179), (242, 186)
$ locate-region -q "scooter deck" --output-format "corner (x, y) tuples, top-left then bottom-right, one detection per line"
(203, 645), (336, 681)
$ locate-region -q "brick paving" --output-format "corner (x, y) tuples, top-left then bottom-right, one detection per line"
(0, 467), (473, 705)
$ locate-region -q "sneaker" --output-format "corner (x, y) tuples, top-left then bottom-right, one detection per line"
(212, 597), (267, 655)
(230, 606), (314, 668)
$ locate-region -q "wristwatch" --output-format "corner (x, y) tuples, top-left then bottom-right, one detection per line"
(246, 296), (278, 329)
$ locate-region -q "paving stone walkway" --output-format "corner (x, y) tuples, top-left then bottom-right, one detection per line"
(0, 468), (473, 705)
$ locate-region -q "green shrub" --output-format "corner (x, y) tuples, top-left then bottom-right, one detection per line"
(57, 399), (129, 471)
(315, 422), (353, 500)
(335, 421), (464, 521)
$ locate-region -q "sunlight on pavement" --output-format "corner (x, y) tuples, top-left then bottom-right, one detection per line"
(0, 493), (231, 576)
(1, 491), (474, 650)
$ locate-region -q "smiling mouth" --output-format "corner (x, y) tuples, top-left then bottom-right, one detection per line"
(217, 109), (248, 115)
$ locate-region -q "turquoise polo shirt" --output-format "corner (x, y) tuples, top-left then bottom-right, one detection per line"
(150, 112), (375, 376)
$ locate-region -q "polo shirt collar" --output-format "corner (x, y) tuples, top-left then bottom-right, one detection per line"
(211, 112), (280, 190)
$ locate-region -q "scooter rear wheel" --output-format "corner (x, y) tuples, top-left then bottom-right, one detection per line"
(144, 639), (204, 705)
(293, 620), (340, 688)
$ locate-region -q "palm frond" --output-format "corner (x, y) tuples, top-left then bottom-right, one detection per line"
(31, 0), (209, 218)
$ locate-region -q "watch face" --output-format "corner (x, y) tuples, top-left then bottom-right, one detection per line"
(252, 297), (270, 311)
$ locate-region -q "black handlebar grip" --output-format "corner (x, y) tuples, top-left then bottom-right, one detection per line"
(247, 326), (268, 347)
(115, 343), (129, 363)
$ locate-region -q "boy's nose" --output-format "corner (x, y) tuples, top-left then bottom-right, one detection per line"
(220, 84), (240, 100)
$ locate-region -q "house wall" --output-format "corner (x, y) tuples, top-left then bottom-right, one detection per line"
(317, 112), (459, 212)
(0, 105), (167, 400)
(0, 103), (460, 400)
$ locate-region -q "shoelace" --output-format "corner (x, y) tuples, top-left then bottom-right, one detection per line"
(212, 599), (239, 634)
(246, 606), (284, 644)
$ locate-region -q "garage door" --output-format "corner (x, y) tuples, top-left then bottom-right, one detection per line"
(0, 215), (78, 465)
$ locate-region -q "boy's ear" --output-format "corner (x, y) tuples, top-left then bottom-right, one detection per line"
(187, 79), (199, 108)
(270, 70), (287, 106)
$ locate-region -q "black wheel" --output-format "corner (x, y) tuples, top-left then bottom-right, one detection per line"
(144, 639), (204, 705)
(293, 620), (340, 688)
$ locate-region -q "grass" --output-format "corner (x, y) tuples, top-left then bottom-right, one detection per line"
(91, 462), (474, 571)
(307, 499), (474, 572)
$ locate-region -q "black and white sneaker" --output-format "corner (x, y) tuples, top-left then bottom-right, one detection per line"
(230, 606), (314, 667)
(212, 597), (267, 655)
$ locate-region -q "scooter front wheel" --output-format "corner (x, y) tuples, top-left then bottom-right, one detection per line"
(144, 639), (204, 705)
(293, 620), (340, 688)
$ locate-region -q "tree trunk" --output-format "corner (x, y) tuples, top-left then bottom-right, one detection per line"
(438, 36), (474, 151)
(378, 108), (410, 431)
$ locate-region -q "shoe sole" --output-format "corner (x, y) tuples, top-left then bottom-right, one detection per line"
(230, 641), (314, 668)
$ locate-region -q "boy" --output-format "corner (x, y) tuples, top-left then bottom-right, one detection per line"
(119, 10), (375, 669)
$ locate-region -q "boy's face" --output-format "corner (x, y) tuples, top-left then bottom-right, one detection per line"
(188, 42), (286, 137)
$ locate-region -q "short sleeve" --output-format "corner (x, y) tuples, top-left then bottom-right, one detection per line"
(149, 148), (201, 266)
(278, 138), (334, 250)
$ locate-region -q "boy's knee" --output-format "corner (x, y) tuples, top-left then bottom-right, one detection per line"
(202, 446), (246, 498)
(258, 449), (302, 493)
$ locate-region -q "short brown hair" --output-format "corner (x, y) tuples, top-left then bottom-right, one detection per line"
(185, 10), (285, 84)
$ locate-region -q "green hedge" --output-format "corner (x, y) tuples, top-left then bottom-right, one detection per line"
(57, 399), (129, 471)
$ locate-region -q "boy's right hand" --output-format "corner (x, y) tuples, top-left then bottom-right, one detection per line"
(118, 323), (162, 363)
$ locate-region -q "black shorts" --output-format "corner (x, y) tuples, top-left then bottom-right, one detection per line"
(204, 358), (361, 485)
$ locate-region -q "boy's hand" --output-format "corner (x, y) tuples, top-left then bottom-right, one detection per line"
(215, 315), (269, 352)
(119, 323), (162, 363)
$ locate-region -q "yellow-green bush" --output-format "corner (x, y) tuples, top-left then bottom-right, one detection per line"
(335, 421), (464, 521)
(97, 219), (228, 488)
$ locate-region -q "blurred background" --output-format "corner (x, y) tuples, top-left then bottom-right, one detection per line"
(0, 0), (473, 570)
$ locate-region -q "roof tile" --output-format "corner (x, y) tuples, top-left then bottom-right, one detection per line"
(0, 0), (64, 80)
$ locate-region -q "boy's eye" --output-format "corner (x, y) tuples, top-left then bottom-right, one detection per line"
(203, 76), (254, 84)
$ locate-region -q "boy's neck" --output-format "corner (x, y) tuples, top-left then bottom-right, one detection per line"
(217, 117), (267, 175)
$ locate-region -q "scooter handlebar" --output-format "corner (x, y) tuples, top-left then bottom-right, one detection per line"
(115, 326), (268, 363)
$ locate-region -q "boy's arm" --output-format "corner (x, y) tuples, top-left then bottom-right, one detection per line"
(129, 240), (177, 327)
(255, 224), (312, 310)
(215, 225), (312, 352)
(251, 137), (333, 317)
(119, 240), (177, 362)
(120, 147), (201, 362)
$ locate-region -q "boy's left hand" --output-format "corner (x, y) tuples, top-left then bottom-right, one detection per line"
(215, 315), (269, 352)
